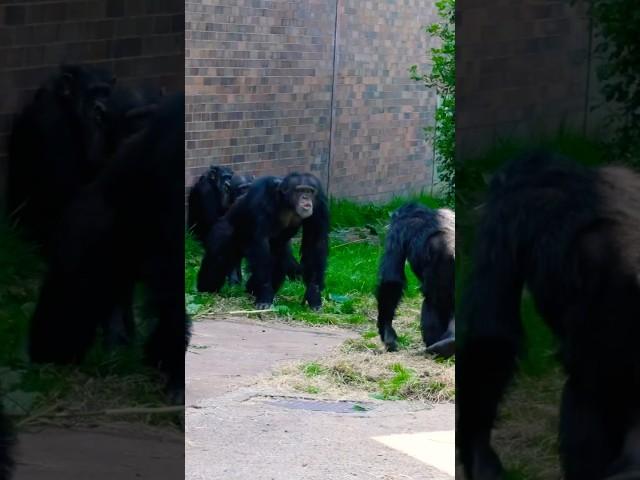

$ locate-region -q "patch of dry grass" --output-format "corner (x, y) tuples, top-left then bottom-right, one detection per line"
(258, 301), (455, 404)
(456, 369), (564, 480)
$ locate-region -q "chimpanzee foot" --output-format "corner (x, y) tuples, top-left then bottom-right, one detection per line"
(426, 336), (455, 358)
(255, 302), (273, 310)
(384, 340), (398, 352)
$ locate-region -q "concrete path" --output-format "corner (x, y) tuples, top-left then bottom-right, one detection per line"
(186, 317), (455, 480)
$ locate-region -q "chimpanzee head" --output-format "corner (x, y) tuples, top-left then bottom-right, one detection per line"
(55, 64), (116, 126)
(206, 166), (234, 209)
(279, 172), (324, 220)
(53, 64), (117, 169)
(230, 173), (255, 203)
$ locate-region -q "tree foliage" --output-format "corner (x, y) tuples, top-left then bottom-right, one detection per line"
(410, 0), (455, 201)
(589, 0), (640, 161)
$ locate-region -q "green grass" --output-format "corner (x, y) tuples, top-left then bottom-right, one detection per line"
(185, 195), (439, 327)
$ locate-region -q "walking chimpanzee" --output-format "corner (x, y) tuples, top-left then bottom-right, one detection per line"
(28, 93), (190, 404)
(197, 172), (329, 310)
(376, 203), (455, 357)
(7, 64), (116, 247)
(457, 151), (640, 480)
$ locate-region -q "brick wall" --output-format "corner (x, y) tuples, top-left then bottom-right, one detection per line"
(0, 0), (184, 209)
(329, 0), (437, 201)
(185, 0), (438, 202)
(457, 0), (600, 160)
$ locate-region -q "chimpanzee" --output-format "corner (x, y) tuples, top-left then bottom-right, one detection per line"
(187, 166), (235, 244)
(102, 83), (164, 157)
(28, 93), (190, 403)
(457, 151), (640, 480)
(0, 405), (13, 480)
(7, 64), (116, 247)
(197, 172), (329, 310)
(376, 203), (455, 357)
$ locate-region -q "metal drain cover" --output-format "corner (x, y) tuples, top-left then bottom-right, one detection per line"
(254, 396), (375, 414)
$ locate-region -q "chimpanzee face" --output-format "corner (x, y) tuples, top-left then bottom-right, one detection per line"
(56, 65), (116, 168)
(208, 167), (234, 208)
(230, 174), (255, 203)
(292, 185), (316, 219)
(279, 173), (321, 220)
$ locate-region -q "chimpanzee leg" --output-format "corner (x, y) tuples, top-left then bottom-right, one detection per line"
(271, 241), (289, 295)
(559, 378), (623, 480)
(0, 405), (14, 480)
(227, 261), (243, 285)
(425, 318), (455, 357)
(29, 197), (117, 364)
(284, 241), (302, 280)
(457, 251), (524, 479)
(245, 237), (275, 308)
(102, 283), (135, 348)
(143, 254), (189, 404)
(197, 221), (240, 293)
(376, 233), (407, 351)
(376, 281), (404, 352)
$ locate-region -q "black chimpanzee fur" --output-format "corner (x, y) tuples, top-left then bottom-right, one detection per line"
(457, 151), (640, 480)
(28, 93), (190, 403)
(7, 64), (116, 248)
(376, 203), (455, 356)
(0, 405), (14, 480)
(197, 172), (329, 310)
(187, 166), (234, 244)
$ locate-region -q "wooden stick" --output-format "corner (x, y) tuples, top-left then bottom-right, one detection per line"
(225, 309), (275, 315)
(332, 238), (369, 249)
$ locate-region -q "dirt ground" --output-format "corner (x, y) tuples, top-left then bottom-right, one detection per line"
(186, 316), (455, 480)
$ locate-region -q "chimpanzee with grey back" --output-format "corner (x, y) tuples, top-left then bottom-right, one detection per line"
(197, 173), (329, 310)
(376, 203), (455, 357)
(457, 152), (640, 480)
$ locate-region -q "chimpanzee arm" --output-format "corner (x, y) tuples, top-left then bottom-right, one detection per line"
(457, 222), (524, 480)
(300, 202), (329, 309)
(375, 227), (408, 351)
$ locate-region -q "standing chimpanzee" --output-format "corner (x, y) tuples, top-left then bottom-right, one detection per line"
(28, 93), (190, 404)
(197, 172), (329, 310)
(376, 204), (455, 357)
(187, 166), (235, 244)
(0, 404), (13, 480)
(7, 64), (116, 247)
(457, 151), (640, 480)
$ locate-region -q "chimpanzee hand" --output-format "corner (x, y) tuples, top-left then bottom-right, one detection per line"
(255, 302), (273, 310)
(304, 284), (322, 310)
